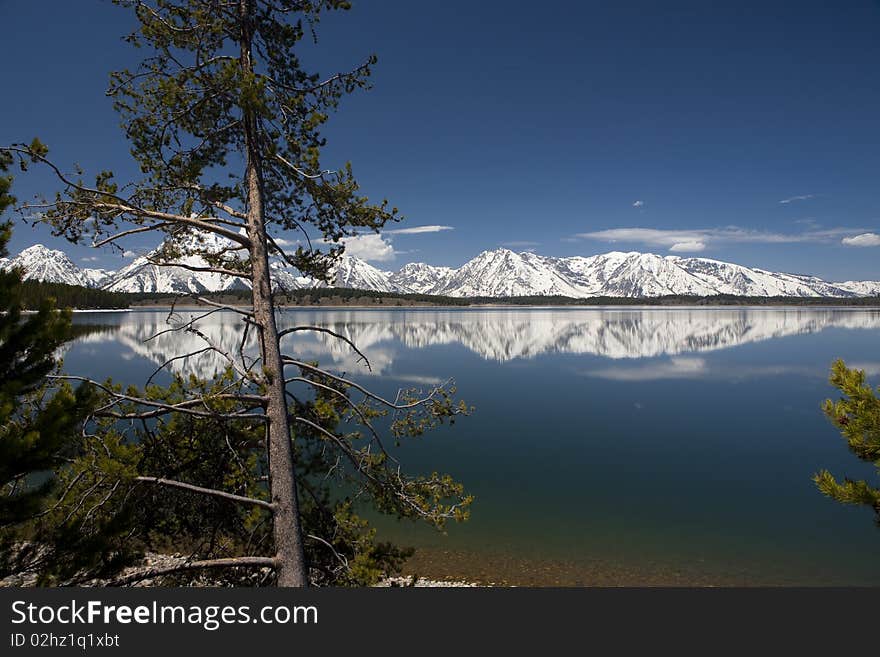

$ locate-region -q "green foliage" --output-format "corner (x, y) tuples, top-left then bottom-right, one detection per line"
(814, 359), (880, 524)
(0, 151), (15, 230)
(31, 368), (471, 586)
(0, 155), (99, 576)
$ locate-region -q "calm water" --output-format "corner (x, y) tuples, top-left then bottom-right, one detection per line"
(67, 307), (880, 585)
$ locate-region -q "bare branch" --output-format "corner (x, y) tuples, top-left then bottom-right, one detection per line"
(135, 476), (274, 511)
(192, 296), (254, 316)
(145, 346), (214, 385)
(257, 57), (372, 95)
(49, 375), (266, 420)
(91, 222), (174, 248)
(278, 326), (371, 372)
(273, 153), (333, 180)
(305, 534), (349, 569)
(0, 145), (251, 246)
(285, 378), (396, 464)
(283, 359), (445, 410)
(108, 556), (278, 587)
(90, 204), (249, 245)
(143, 255), (250, 279)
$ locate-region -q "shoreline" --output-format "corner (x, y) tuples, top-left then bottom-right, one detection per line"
(124, 302), (880, 310)
(6, 543), (858, 586)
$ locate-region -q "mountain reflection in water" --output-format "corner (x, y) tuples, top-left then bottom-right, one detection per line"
(71, 307), (880, 379)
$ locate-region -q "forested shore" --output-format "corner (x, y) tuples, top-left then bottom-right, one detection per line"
(18, 280), (880, 310)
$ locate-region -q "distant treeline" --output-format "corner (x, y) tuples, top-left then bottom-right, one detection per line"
(18, 280), (880, 310)
(271, 288), (880, 307)
(463, 293), (880, 307)
(277, 287), (470, 306)
(19, 280), (132, 310)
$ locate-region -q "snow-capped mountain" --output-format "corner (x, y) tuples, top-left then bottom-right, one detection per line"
(418, 249), (880, 298)
(105, 232), (254, 293)
(389, 262), (456, 295)
(434, 249), (588, 297)
(835, 280), (880, 296)
(80, 268), (114, 288)
(324, 255), (398, 293)
(1, 244), (100, 288)
(5, 240), (880, 298)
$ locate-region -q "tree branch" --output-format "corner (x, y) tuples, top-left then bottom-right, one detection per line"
(143, 255), (250, 279)
(108, 556), (278, 586)
(278, 326), (371, 371)
(283, 359), (445, 410)
(135, 476), (274, 511)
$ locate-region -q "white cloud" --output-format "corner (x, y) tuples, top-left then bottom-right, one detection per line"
(585, 358), (815, 381)
(841, 233), (880, 247)
(80, 256), (100, 263)
(123, 250), (138, 258)
(576, 226), (870, 251)
(669, 240), (706, 253)
(587, 357), (708, 381)
(779, 194), (815, 204)
(632, 200), (645, 208)
(577, 227), (705, 246)
(383, 224), (453, 235)
(849, 362), (880, 377)
(271, 237), (298, 248)
(339, 234), (396, 262)
(387, 374), (445, 386)
(309, 225), (453, 262)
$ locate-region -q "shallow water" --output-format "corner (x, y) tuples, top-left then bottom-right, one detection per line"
(68, 307), (880, 585)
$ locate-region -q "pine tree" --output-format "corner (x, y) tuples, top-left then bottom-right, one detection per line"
(0, 151), (98, 575)
(814, 359), (880, 524)
(2, 1), (471, 586)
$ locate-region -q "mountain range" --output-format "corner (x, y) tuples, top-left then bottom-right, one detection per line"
(3, 232), (879, 298)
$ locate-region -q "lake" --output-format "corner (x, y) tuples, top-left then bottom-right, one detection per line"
(67, 307), (880, 585)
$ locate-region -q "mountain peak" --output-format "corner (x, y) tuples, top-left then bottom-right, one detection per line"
(482, 247), (517, 257)
(3, 239), (879, 299)
(3, 243), (92, 287)
(18, 243), (65, 257)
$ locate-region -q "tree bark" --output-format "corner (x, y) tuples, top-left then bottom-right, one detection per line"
(239, 0), (308, 587)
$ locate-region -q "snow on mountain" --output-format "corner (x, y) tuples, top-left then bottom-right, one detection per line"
(102, 233), (399, 294)
(2, 244), (96, 287)
(5, 240), (880, 298)
(559, 251), (717, 297)
(673, 257), (850, 297)
(429, 249), (585, 297)
(105, 231), (250, 293)
(268, 261), (306, 292)
(389, 262), (455, 295)
(835, 280), (880, 296)
(322, 254), (398, 293)
(428, 249), (876, 299)
(81, 268), (114, 288)
(107, 259), (239, 294)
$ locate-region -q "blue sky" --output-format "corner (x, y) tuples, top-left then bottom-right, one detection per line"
(2, 0), (880, 280)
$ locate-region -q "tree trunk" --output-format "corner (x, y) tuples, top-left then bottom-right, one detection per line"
(239, 0), (308, 587)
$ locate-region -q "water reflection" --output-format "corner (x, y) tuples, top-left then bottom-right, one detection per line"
(71, 307), (880, 380)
